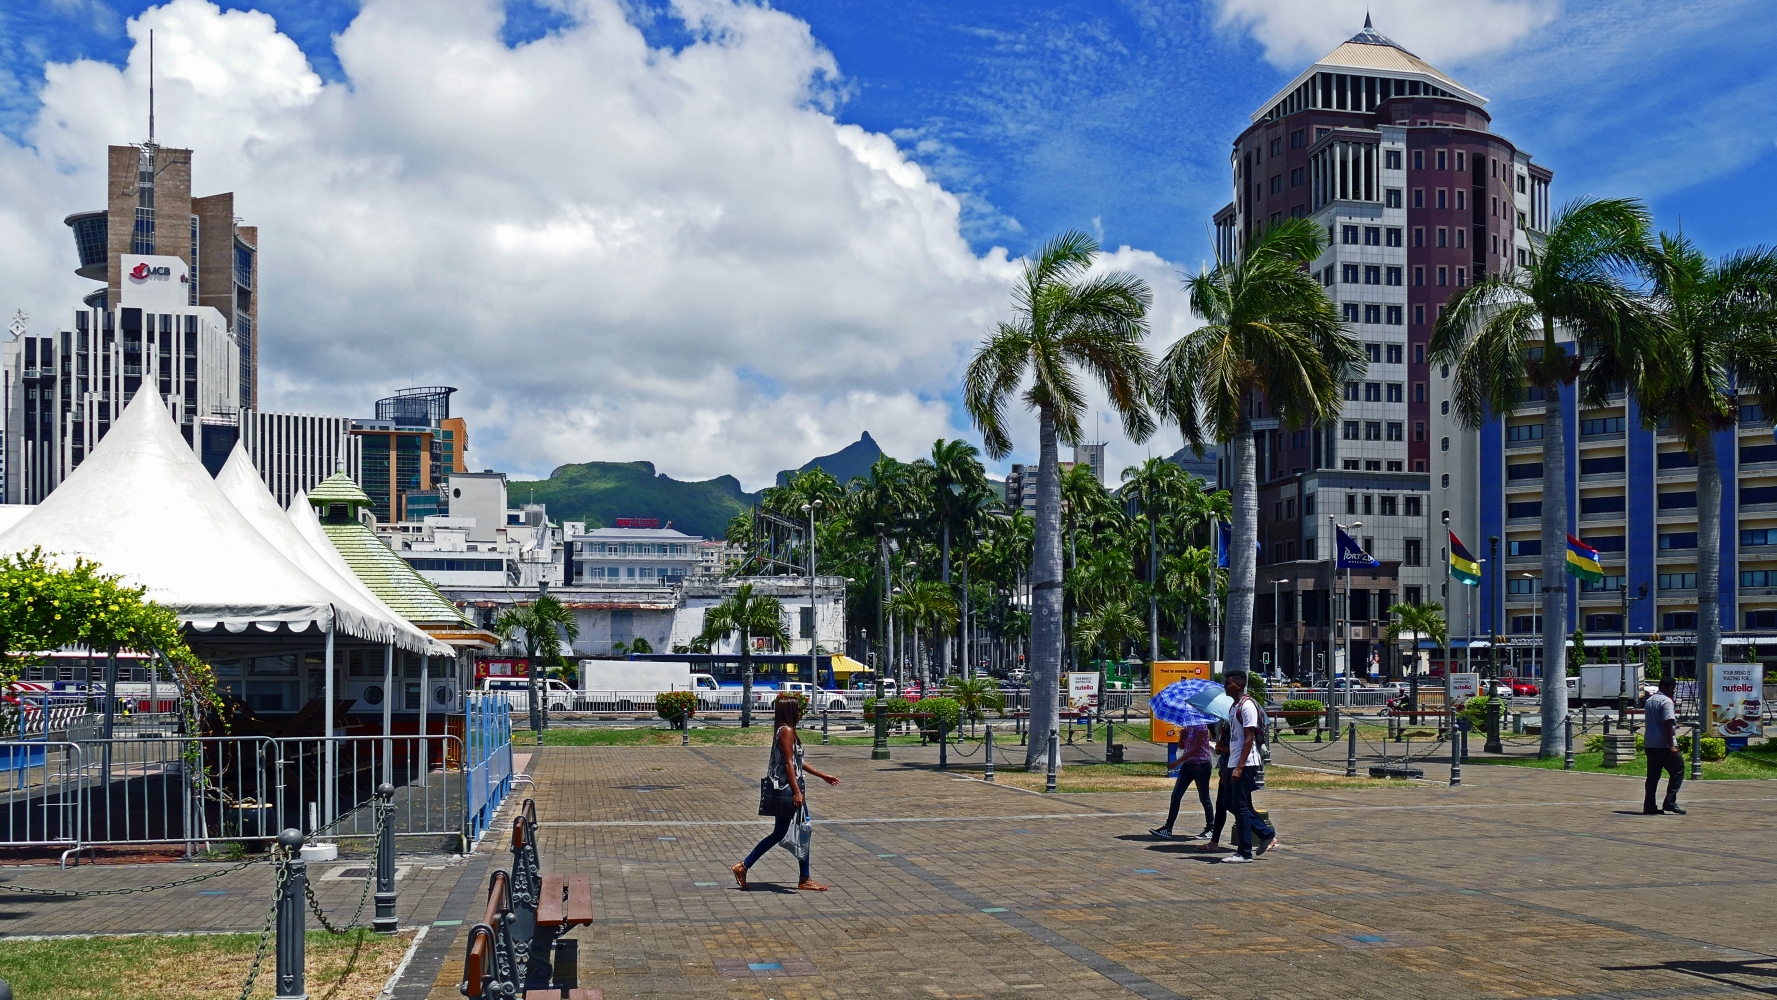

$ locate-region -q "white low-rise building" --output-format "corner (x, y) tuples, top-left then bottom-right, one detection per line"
(570, 526), (702, 585)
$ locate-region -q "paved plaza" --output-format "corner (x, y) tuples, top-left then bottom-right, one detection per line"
(3, 740), (1775, 999)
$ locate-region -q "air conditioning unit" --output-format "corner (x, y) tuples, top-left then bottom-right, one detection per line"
(429, 679), (460, 714)
(346, 680), (386, 712)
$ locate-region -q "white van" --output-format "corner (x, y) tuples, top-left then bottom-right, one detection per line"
(479, 677), (575, 711)
(779, 682), (849, 712)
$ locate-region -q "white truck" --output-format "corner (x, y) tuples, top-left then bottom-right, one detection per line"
(1565, 663), (1645, 705)
(579, 660), (720, 698)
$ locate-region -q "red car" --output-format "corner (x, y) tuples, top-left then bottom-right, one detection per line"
(1503, 678), (1538, 697)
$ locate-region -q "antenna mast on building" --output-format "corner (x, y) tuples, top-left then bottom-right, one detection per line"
(148, 28), (155, 146)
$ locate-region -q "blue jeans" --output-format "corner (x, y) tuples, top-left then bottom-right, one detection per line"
(1162, 761), (1213, 832)
(1229, 769), (1274, 858)
(743, 811), (811, 881)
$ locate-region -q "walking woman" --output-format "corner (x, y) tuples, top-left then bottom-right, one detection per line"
(1149, 722), (1214, 840)
(733, 696), (840, 891)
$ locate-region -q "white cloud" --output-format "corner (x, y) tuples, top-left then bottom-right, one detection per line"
(0, 0), (1209, 491)
(1211, 0), (1557, 71)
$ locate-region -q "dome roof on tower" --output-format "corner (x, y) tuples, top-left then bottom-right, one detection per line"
(1250, 17), (1484, 122)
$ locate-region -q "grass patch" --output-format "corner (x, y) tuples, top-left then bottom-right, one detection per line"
(519, 726), (775, 746)
(1475, 744), (1777, 781)
(0, 928), (412, 1000)
(958, 761), (1417, 794)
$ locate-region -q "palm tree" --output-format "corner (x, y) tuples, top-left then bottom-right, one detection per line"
(1430, 198), (1655, 757)
(1155, 218), (1360, 689)
(494, 595), (581, 733)
(1160, 546), (1220, 658)
(1072, 598), (1145, 667)
(695, 583), (790, 727)
(1636, 235), (1777, 675)
(1386, 602), (1447, 714)
(944, 675), (1006, 731)
(1121, 457), (1191, 661)
(928, 438), (991, 678)
(965, 230), (1156, 769)
(889, 580), (959, 687)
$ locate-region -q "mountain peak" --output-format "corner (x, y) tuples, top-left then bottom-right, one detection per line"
(777, 432), (886, 487)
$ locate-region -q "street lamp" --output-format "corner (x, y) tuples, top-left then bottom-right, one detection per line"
(1524, 572), (1540, 680)
(801, 500), (823, 690)
(1488, 535), (1500, 679)
(1327, 514), (1361, 705)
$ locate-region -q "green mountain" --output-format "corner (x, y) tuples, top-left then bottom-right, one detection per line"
(776, 432), (885, 486)
(524, 461), (758, 540)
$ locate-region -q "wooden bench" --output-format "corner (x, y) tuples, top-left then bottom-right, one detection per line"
(509, 799), (595, 993)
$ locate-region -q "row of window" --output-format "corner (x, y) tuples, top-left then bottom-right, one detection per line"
(578, 542), (691, 555)
(1340, 493), (1424, 518)
(1341, 303), (1406, 325)
(1337, 225), (1403, 247)
(1344, 381), (1406, 402)
(1331, 263), (1405, 286)
(580, 566), (685, 580)
(1342, 419), (1404, 441)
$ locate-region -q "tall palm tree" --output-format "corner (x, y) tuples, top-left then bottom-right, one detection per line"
(965, 230), (1157, 769)
(1637, 236), (1777, 674)
(1385, 601), (1447, 713)
(695, 583), (790, 727)
(889, 579), (960, 687)
(1160, 546), (1221, 659)
(1121, 457), (1190, 661)
(1071, 598), (1145, 667)
(1155, 218), (1360, 689)
(494, 595), (581, 732)
(928, 438), (991, 678)
(1430, 198), (1655, 757)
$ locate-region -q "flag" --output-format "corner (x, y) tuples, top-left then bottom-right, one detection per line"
(1565, 534), (1603, 584)
(1216, 521), (1229, 568)
(1449, 531), (1481, 586)
(1336, 527), (1380, 568)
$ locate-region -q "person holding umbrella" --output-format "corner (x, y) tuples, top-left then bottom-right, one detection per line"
(1146, 678), (1228, 842)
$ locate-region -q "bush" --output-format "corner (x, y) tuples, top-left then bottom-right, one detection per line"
(1677, 733), (1728, 761)
(1583, 731), (1644, 754)
(774, 690), (809, 715)
(1279, 699), (1323, 735)
(918, 696), (961, 733)
(655, 690), (698, 724)
(1461, 695), (1499, 734)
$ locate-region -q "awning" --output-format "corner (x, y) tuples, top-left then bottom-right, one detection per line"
(829, 654), (870, 675)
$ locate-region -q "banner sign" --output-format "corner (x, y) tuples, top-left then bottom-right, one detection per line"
(1450, 672), (1481, 705)
(475, 658), (529, 681)
(1149, 661), (1211, 744)
(1708, 663), (1764, 739)
(1067, 672), (1100, 713)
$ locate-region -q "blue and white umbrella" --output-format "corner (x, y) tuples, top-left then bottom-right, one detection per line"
(1149, 679), (1225, 727)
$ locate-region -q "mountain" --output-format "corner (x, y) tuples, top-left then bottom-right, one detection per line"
(775, 432), (886, 486)
(523, 461), (758, 540)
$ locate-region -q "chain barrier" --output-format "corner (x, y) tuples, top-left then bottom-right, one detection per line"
(302, 793), (384, 934)
(0, 852), (272, 898)
(235, 848), (290, 1000)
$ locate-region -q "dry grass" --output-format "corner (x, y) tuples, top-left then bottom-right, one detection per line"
(0, 928), (414, 1000)
(970, 762), (1418, 794)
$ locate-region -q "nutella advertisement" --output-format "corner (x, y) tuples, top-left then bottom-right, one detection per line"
(1707, 663), (1764, 739)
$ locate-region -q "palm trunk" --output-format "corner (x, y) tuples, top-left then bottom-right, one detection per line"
(1537, 352), (1570, 757)
(1149, 517), (1160, 662)
(1224, 401), (1258, 680)
(1026, 406), (1064, 769)
(1696, 432), (1723, 674)
(740, 632), (754, 728)
(941, 523), (951, 680)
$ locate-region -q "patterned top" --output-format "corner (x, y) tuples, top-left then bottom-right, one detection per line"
(1177, 724), (1214, 764)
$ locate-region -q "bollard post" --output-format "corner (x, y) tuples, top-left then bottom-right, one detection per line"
(1485, 699), (1503, 754)
(938, 717), (948, 771)
(821, 704), (830, 746)
(1564, 713), (1576, 770)
(1690, 721), (1703, 780)
(871, 680), (890, 761)
(1603, 716), (1612, 736)
(1346, 723), (1357, 778)
(373, 783), (397, 933)
(1045, 728), (1058, 793)
(682, 714), (690, 747)
(984, 724), (995, 783)
(1449, 721), (1462, 787)
(275, 829), (308, 1000)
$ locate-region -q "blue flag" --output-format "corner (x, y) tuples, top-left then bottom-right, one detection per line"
(1216, 521), (1229, 568)
(1336, 527), (1380, 569)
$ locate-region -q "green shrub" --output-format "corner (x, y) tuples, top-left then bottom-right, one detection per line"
(1279, 699), (1322, 734)
(655, 690), (698, 724)
(1583, 731), (1645, 754)
(1676, 733), (1728, 761)
(917, 696), (961, 732)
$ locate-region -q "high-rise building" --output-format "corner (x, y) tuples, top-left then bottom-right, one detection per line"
(352, 386), (460, 523)
(1214, 18), (1553, 680)
(236, 410), (363, 508)
(2, 142), (257, 503)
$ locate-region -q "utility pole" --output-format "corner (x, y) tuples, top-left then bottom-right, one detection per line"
(803, 500), (822, 689)
(1443, 513), (1454, 724)
(528, 578), (547, 739)
(1488, 536), (1500, 679)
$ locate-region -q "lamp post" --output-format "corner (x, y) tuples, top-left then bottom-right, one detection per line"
(802, 500), (823, 689)
(1620, 583), (1647, 724)
(1524, 572), (1540, 681)
(1328, 514), (1361, 704)
(1488, 536), (1500, 679)
(874, 525), (890, 760)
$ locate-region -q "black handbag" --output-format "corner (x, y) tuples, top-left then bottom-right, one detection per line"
(759, 775), (796, 816)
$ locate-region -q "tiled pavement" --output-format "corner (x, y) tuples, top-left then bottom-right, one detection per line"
(404, 743), (1777, 1000)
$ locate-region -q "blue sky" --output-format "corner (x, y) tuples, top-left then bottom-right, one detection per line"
(6, 0), (1772, 268)
(0, 0), (1772, 484)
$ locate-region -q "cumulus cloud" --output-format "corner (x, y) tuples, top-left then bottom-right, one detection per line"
(1211, 0), (1557, 71)
(0, 0), (1203, 490)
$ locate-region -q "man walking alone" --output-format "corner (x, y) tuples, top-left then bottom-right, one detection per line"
(1643, 675), (1685, 815)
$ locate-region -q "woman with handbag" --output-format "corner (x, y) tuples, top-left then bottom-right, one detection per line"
(733, 695), (840, 891)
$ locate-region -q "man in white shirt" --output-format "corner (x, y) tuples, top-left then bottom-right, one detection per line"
(1219, 670), (1276, 863)
(1642, 675), (1685, 815)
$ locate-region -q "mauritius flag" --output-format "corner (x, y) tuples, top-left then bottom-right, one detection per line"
(1566, 534), (1604, 584)
(1449, 531), (1481, 586)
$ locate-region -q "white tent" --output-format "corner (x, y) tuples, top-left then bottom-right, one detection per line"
(215, 444), (449, 657)
(0, 505), (33, 535)
(0, 392), (383, 641)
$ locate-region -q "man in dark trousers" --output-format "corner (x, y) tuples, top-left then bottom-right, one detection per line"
(1643, 675), (1685, 815)
(1219, 670), (1276, 863)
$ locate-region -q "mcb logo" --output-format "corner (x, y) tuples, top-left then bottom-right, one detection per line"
(128, 262), (173, 281)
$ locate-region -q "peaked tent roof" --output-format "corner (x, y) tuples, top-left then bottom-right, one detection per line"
(286, 487), (462, 656)
(1251, 19), (1483, 122)
(217, 445), (450, 657)
(0, 393), (384, 638)
(298, 474), (483, 633)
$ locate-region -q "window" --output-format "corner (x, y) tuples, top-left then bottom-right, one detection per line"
(1363, 495), (1374, 515)
(1508, 539), (1541, 556)
(1517, 174), (1527, 193)
(1343, 420), (1360, 440)
(1414, 419), (1425, 438)
(1291, 430), (1308, 448)
(1661, 573), (1699, 590)
(1364, 382), (1382, 401)
(1321, 266), (1336, 287)
(1580, 575), (1626, 593)
(1364, 265), (1381, 285)
(1663, 612), (1697, 631)
(1290, 166), (1306, 187)
(1385, 150), (1402, 169)
(1657, 451), (1697, 469)
(1414, 344), (1424, 364)
(1304, 494), (1315, 516)
(1386, 344), (1402, 364)
(1342, 263), (1360, 283)
(1580, 455), (1626, 476)
(1511, 615), (1543, 634)
(1403, 538), (1421, 566)
(1386, 267), (1403, 286)
(1367, 460), (1383, 471)
(1742, 528), (1777, 546)
(1741, 443), (1777, 464)
(1291, 129), (1306, 149)
(1745, 404), (1769, 423)
(1507, 462), (1542, 480)
(1347, 493), (1358, 514)
(1386, 421), (1403, 440)
(1413, 150), (1423, 170)
(1587, 614), (1624, 632)
(1437, 227), (1448, 247)
(1270, 174), (1283, 194)
(1658, 491), (1697, 510)
(1364, 421), (1383, 440)
(1366, 343), (1383, 363)
(1385, 188), (1401, 208)
(1405, 585), (1422, 605)
(1342, 225), (1359, 244)
(1437, 189), (1447, 209)
(1414, 305), (1425, 324)
(1413, 227), (1424, 247)
(1508, 576), (1538, 594)
(1586, 535), (1626, 552)
(1457, 228), (1467, 249)
(1456, 190), (1465, 211)
(1507, 500), (1541, 519)
(1580, 494), (1625, 514)
(1343, 303), (1360, 322)
(1436, 150), (1447, 171)
(1387, 382), (1403, 401)
(1441, 473), (1449, 488)
(1438, 266), (1448, 286)
(1364, 226), (1381, 246)
(1442, 400), (1450, 414)
(1580, 416), (1624, 436)
(1270, 138), (1283, 157)
(1457, 267), (1467, 286)
(1386, 228), (1402, 247)
(1404, 496), (1421, 517)
(1345, 381), (1360, 401)
(1659, 532), (1698, 550)
(1506, 423), (1543, 442)
(1743, 485), (1777, 505)
(1413, 189), (1423, 208)
(1386, 305), (1403, 325)
(1364, 304), (1382, 324)
(1749, 610), (1777, 629)
(1380, 495), (1397, 516)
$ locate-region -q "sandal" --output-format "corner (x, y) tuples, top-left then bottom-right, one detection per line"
(797, 879), (828, 892)
(1193, 843), (1222, 852)
(732, 863), (748, 889)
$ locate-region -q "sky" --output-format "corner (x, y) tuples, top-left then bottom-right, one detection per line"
(0, 0), (1772, 490)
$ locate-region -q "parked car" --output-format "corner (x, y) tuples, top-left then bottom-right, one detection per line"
(479, 677), (575, 710)
(1381, 681), (1412, 696)
(779, 681), (848, 712)
(1504, 678), (1538, 697)
(1484, 680), (1518, 699)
